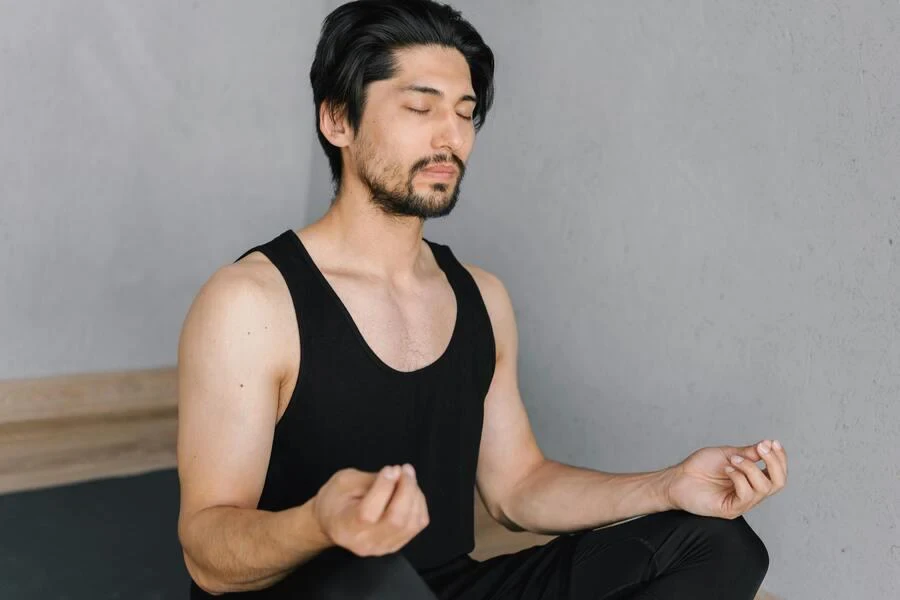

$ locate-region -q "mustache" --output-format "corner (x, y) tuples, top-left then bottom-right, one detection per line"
(411, 154), (466, 176)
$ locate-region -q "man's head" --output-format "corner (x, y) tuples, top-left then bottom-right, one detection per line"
(310, 0), (495, 219)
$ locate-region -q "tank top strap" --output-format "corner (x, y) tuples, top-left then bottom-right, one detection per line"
(233, 230), (308, 298)
(424, 238), (468, 292)
(233, 229), (330, 354)
(424, 238), (497, 365)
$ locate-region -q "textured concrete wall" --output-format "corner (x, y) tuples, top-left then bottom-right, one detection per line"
(425, 1), (900, 598)
(0, 0), (326, 379)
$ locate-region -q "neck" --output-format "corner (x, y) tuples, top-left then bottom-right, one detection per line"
(314, 178), (428, 281)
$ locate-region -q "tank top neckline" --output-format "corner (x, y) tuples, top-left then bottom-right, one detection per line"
(284, 229), (461, 377)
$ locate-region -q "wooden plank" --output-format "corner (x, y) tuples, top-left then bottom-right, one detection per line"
(0, 367), (177, 426)
(0, 408), (177, 494)
(0, 367), (178, 495)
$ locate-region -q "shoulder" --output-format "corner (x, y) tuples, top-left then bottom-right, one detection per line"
(198, 251), (288, 322)
(427, 239), (513, 322)
(460, 263), (509, 310)
(179, 250), (297, 383)
(460, 262), (517, 360)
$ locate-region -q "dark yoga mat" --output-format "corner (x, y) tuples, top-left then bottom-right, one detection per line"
(0, 469), (190, 599)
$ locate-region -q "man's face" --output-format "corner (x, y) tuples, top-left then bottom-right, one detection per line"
(346, 45), (477, 219)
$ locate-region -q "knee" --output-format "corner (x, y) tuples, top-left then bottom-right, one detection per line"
(324, 549), (438, 599)
(700, 514), (770, 580)
(275, 548), (437, 599)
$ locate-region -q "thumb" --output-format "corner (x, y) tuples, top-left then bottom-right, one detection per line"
(733, 441), (765, 463)
(336, 468), (379, 496)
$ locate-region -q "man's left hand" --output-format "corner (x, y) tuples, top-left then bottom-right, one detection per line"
(664, 439), (788, 520)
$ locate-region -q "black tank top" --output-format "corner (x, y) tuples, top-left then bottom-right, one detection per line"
(189, 229), (496, 597)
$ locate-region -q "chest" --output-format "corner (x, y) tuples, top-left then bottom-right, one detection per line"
(326, 270), (459, 373)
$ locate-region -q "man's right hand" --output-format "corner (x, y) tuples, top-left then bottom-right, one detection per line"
(312, 464), (430, 557)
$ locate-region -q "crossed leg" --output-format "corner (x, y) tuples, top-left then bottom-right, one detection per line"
(420, 510), (769, 600)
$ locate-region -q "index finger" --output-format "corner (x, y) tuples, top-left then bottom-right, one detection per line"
(765, 440), (788, 486)
(357, 465), (401, 523)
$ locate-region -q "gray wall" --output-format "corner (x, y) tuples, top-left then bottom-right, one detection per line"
(3, 1), (898, 598)
(424, 2), (899, 599)
(1, 0), (328, 379)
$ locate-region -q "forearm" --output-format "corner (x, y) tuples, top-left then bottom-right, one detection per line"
(182, 498), (333, 594)
(501, 459), (676, 535)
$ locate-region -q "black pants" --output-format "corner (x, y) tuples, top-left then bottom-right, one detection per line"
(267, 510), (769, 599)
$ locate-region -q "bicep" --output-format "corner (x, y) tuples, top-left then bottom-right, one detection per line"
(469, 268), (544, 523)
(176, 269), (284, 536)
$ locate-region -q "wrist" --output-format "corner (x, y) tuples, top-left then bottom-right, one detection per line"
(657, 465), (681, 512)
(303, 495), (334, 551)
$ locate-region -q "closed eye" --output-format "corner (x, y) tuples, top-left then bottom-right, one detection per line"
(407, 107), (474, 121)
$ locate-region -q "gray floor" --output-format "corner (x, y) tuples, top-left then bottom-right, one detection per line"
(0, 469), (190, 599)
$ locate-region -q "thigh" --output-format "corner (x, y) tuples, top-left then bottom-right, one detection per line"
(424, 525), (653, 600)
(570, 510), (769, 600)
(423, 516), (676, 600)
(420, 536), (581, 600)
(423, 511), (767, 600)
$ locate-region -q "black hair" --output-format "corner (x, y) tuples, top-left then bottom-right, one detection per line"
(309, 0), (495, 191)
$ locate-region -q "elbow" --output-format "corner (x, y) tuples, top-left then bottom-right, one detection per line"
(183, 548), (228, 596)
(480, 492), (520, 531)
(487, 499), (526, 532)
(180, 517), (229, 595)
(495, 496), (530, 532)
(499, 514), (527, 532)
(483, 499), (506, 526)
(482, 495), (515, 530)
(494, 457), (551, 532)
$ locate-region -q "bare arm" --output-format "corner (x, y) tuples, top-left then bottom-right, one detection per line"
(468, 266), (676, 536)
(176, 264), (333, 595)
(497, 461), (675, 535)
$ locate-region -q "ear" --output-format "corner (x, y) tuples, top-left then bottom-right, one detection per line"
(319, 101), (353, 148)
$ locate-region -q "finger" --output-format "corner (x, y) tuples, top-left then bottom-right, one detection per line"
(387, 465), (418, 524)
(734, 440), (767, 463)
(405, 484), (423, 528)
(415, 490), (430, 530)
(341, 469), (379, 497)
(728, 454), (772, 496)
(756, 441), (786, 492)
(734, 439), (782, 475)
(769, 440), (788, 482)
(724, 464), (755, 510)
(406, 489), (429, 538)
(772, 439), (788, 477)
(378, 464), (419, 548)
(357, 465), (401, 524)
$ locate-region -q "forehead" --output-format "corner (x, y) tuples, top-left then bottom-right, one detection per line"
(387, 45), (475, 96)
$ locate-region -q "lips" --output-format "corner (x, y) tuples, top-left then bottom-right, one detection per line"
(421, 165), (457, 175)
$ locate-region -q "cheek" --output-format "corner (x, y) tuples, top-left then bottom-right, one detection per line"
(463, 127), (477, 152)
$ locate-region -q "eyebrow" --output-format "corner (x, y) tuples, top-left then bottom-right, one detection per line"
(400, 84), (477, 104)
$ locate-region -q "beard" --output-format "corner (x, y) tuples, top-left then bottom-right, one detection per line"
(358, 152), (466, 220)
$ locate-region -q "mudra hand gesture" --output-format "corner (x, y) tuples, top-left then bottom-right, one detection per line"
(666, 439), (788, 519)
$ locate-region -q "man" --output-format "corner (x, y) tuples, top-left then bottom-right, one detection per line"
(177, 1), (787, 598)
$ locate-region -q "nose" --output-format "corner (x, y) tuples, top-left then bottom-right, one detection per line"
(432, 108), (466, 154)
